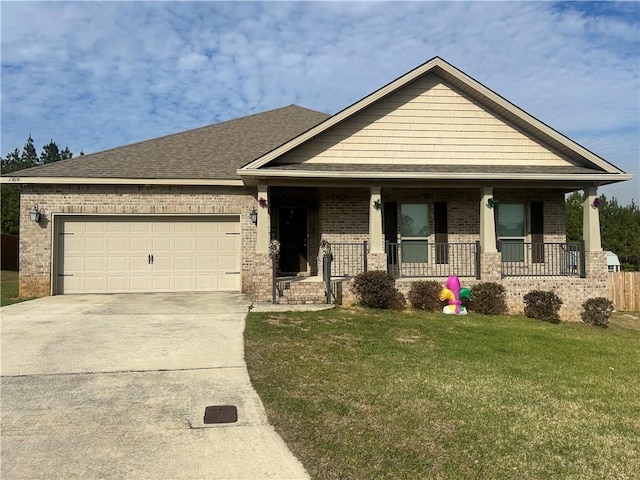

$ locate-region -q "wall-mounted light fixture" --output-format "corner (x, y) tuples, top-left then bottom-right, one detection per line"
(250, 207), (258, 225)
(29, 204), (44, 223)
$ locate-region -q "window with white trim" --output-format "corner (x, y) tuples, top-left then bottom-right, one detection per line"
(401, 203), (429, 262)
(498, 203), (525, 262)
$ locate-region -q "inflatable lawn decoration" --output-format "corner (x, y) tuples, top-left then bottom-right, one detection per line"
(439, 275), (471, 315)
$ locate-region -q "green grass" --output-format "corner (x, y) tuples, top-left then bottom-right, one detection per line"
(245, 308), (640, 479)
(1, 270), (20, 306)
(1, 270), (32, 306)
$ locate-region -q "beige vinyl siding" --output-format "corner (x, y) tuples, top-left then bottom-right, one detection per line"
(277, 74), (577, 167)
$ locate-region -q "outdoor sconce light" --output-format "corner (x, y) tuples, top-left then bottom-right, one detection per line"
(250, 207), (258, 225)
(29, 204), (44, 223)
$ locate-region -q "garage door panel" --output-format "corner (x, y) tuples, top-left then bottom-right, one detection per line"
(107, 256), (127, 272)
(85, 223), (107, 233)
(130, 275), (151, 292)
(85, 257), (106, 272)
(59, 276), (81, 293)
(57, 216), (241, 294)
(107, 237), (127, 252)
(152, 237), (173, 253)
(196, 237), (215, 251)
(84, 276), (107, 292)
(174, 238), (194, 252)
(130, 256), (150, 271)
(196, 275), (215, 289)
(84, 238), (107, 252)
(107, 276), (127, 291)
(63, 256), (83, 272)
(175, 222), (196, 233)
(152, 275), (172, 291)
(218, 254), (239, 270)
(107, 222), (128, 233)
(198, 255), (217, 268)
(130, 237), (151, 252)
(217, 273), (240, 290)
(130, 223), (151, 233)
(153, 222), (173, 233)
(174, 256), (194, 271)
(196, 222), (216, 233)
(152, 256), (173, 271)
(174, 275), (194, 290)
(63, 237), (83, 253)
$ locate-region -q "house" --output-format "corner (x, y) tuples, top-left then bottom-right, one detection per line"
(2, 57), (632, 319)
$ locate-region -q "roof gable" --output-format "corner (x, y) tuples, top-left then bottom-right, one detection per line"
(239, 57), (627, 177)
(273, 73), (579, 168)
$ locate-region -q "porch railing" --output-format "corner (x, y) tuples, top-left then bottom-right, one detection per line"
(386, 242), (479, 278)
(499, 241), (585, 277)
(330, 241), (368, 277)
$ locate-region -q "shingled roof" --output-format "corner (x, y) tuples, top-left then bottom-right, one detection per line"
(12, 105), (329, 181)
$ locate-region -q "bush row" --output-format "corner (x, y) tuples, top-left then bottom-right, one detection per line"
(351, 271), (614, 327)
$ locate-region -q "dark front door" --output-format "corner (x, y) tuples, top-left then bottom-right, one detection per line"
(531, 202), (544, 263)
(384, 202), (398, 276)
(279, 208), (308, 274)
(434, 202), (448, 264)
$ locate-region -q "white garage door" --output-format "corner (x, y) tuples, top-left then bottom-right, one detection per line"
(56, 216), (241, 294)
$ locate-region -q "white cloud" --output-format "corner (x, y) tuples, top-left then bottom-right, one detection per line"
(1, 1), (638, 202)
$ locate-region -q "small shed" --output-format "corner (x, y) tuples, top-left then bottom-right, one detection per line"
(606, 251), (621, 272)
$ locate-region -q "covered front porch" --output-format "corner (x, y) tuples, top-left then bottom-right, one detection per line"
(254, 184), (601, 284)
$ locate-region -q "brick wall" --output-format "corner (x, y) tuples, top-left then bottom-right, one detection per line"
(19, 184), (259, 297)
(318, 187), (370, 275)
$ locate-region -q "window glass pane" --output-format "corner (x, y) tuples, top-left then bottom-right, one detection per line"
(401, 204), (429, 237)
(501, 240), (525, 262)
(402, 240), (428, 263)
(498, 204), (525, 237)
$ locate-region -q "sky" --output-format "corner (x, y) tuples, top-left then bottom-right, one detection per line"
(1, 1), (639, 204)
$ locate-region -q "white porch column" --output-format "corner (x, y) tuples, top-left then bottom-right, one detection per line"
(256, 184), (270, 253)
(479, 187), (497, 253)
(583, 186), (602, 251)
(369, 186), (384, 253)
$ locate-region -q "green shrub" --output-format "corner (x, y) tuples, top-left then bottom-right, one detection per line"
(523, 290), (563, 323)
(468, 282), (508, 315)
(581, 297), (613, 328)
(408, 281), (444, 312)
(352, 270), (402, 309)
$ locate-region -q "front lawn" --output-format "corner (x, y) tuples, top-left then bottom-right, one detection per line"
(1, 270), (23, 306)
(245, 309), (640, 479)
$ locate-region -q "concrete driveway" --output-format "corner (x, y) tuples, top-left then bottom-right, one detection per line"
(0, 293), (309, 480)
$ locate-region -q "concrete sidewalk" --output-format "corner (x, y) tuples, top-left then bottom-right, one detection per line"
(0, 293), (309, 479)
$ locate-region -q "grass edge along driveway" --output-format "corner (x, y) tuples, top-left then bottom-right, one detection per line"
(245, 308), (640, 480)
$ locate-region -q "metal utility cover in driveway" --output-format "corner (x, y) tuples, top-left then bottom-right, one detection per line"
(0, 293), (309, 480)
(204, 405), (238, 424)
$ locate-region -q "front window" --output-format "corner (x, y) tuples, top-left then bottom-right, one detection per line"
(498, 203), (525, 262)
(401, 204), (428, 262)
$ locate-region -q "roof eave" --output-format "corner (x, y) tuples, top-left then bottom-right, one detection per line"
(0, 176), (244, 186)
(238, 168), (633, 184)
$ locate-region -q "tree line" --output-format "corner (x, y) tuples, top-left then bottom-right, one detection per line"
(1, 136), (82, 235)
(566, 191), (640, 271)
